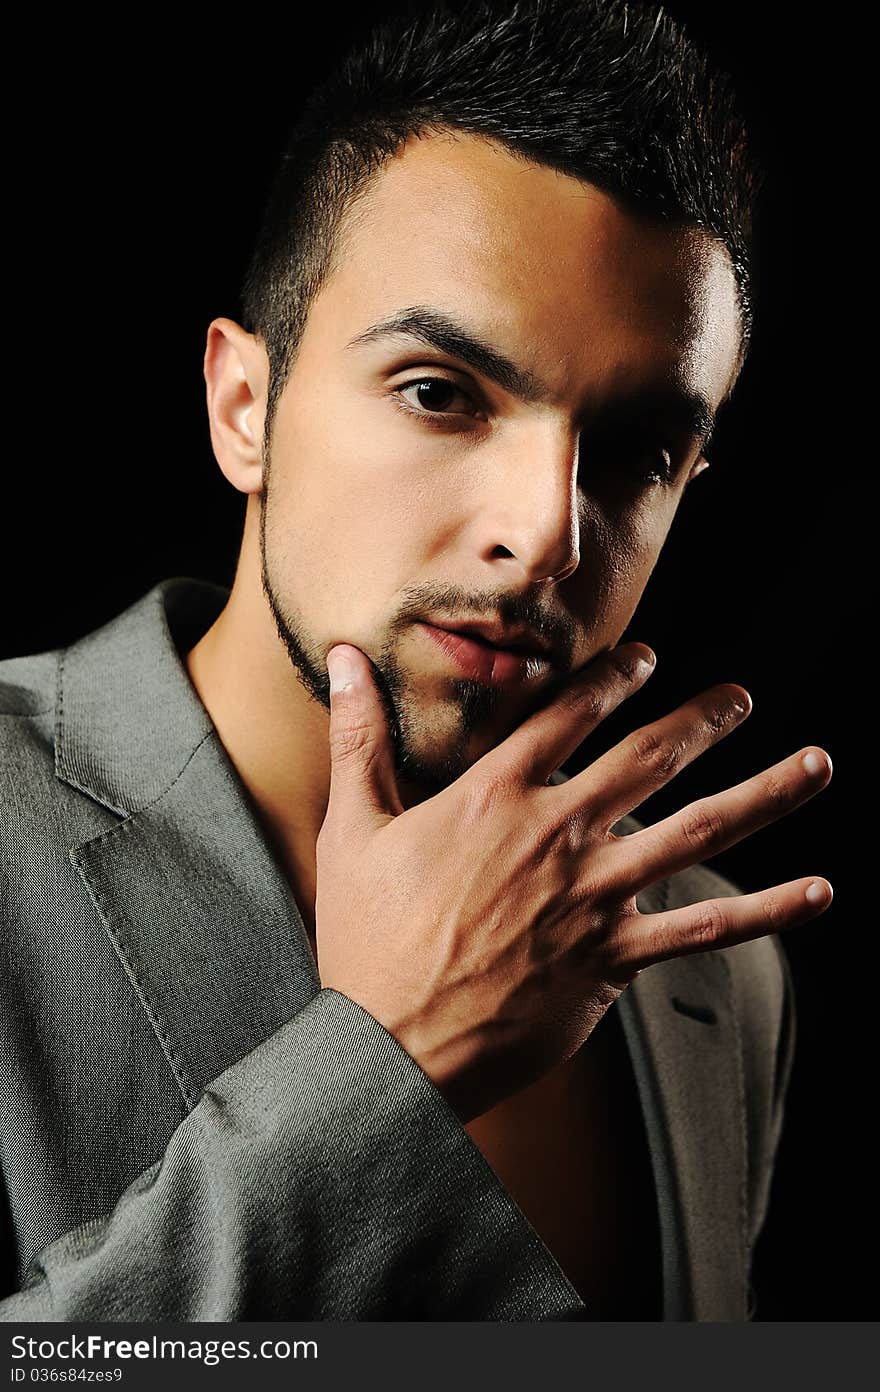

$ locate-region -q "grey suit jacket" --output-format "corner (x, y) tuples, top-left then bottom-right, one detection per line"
(0, 577), (795, 1322)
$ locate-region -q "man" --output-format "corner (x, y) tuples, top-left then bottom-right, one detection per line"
(1, 0), (831, 1321)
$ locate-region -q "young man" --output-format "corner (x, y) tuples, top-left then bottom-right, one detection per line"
(1, 0), (831, 1321)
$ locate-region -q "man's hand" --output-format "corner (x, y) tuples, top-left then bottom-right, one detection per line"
(315, 642), (832, 1125)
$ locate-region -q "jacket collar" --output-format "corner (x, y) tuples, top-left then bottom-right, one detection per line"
(55, 576), (746, 1321)
(55, 575), (230, 817)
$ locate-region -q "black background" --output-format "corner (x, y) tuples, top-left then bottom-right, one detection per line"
(2, 3), (857, 1319)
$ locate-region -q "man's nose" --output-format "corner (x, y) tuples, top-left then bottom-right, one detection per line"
(474, 424), (581, 584)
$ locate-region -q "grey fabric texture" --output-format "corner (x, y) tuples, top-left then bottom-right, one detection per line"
(0, 577), (795, 1321)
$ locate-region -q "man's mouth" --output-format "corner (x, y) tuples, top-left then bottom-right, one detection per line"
(417, 622), (554, 685)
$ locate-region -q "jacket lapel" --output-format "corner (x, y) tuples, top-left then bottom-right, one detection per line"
(55, 579), (745, 1320)
(55, 578), (322, 1112)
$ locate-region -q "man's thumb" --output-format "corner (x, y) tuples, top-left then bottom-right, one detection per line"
(325, 644), (403, 827)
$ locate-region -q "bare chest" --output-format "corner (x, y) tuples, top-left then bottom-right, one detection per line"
(463, 1006), (662, 1319)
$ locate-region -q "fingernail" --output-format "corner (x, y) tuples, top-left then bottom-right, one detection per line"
(805, 880), (832, 906)
(803, 750), (829, 777)
(328, 648), (355, 693)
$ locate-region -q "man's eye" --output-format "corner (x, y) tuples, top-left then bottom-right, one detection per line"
(393, 377), (479, 420)
(582, 437), (675, 487)
(629, 444), (674, 484)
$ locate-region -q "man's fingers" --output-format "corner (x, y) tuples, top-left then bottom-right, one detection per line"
(554, 681), (752, 830)
(612, 875), (834, 975)
(607, 745), (833, 899)
(490, 642), (657, 787)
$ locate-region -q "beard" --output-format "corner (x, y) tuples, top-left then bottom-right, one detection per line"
(258, 482), (510, 800)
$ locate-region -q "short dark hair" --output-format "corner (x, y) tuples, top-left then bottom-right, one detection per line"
(240, 0), (763, 447)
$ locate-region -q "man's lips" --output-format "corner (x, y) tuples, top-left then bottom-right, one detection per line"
(417, 622), (554, 685)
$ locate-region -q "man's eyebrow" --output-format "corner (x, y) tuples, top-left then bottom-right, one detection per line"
(345, 305), (549, 404)
(600, 385), (717, 452)
(346, 304), (717, 448)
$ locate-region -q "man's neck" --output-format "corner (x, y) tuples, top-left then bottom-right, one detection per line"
(183, 568), (330, 961)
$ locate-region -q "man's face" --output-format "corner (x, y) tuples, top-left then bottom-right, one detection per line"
(258, 131), (741, 795)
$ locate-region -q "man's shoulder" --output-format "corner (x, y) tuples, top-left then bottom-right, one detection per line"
(2, 576), (228, 826)
(0, 646), (58, 720)
(0, 640), (117, 871)
(0, 645), (58, 774)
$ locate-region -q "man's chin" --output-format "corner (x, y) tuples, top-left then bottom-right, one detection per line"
(389, 707), (524, 802)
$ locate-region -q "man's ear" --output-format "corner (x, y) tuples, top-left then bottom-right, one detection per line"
(203, 318), (269, 496)
(685, 454), (711, 486)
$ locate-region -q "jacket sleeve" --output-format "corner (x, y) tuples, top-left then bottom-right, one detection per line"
(0, 987), (584, 1322)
